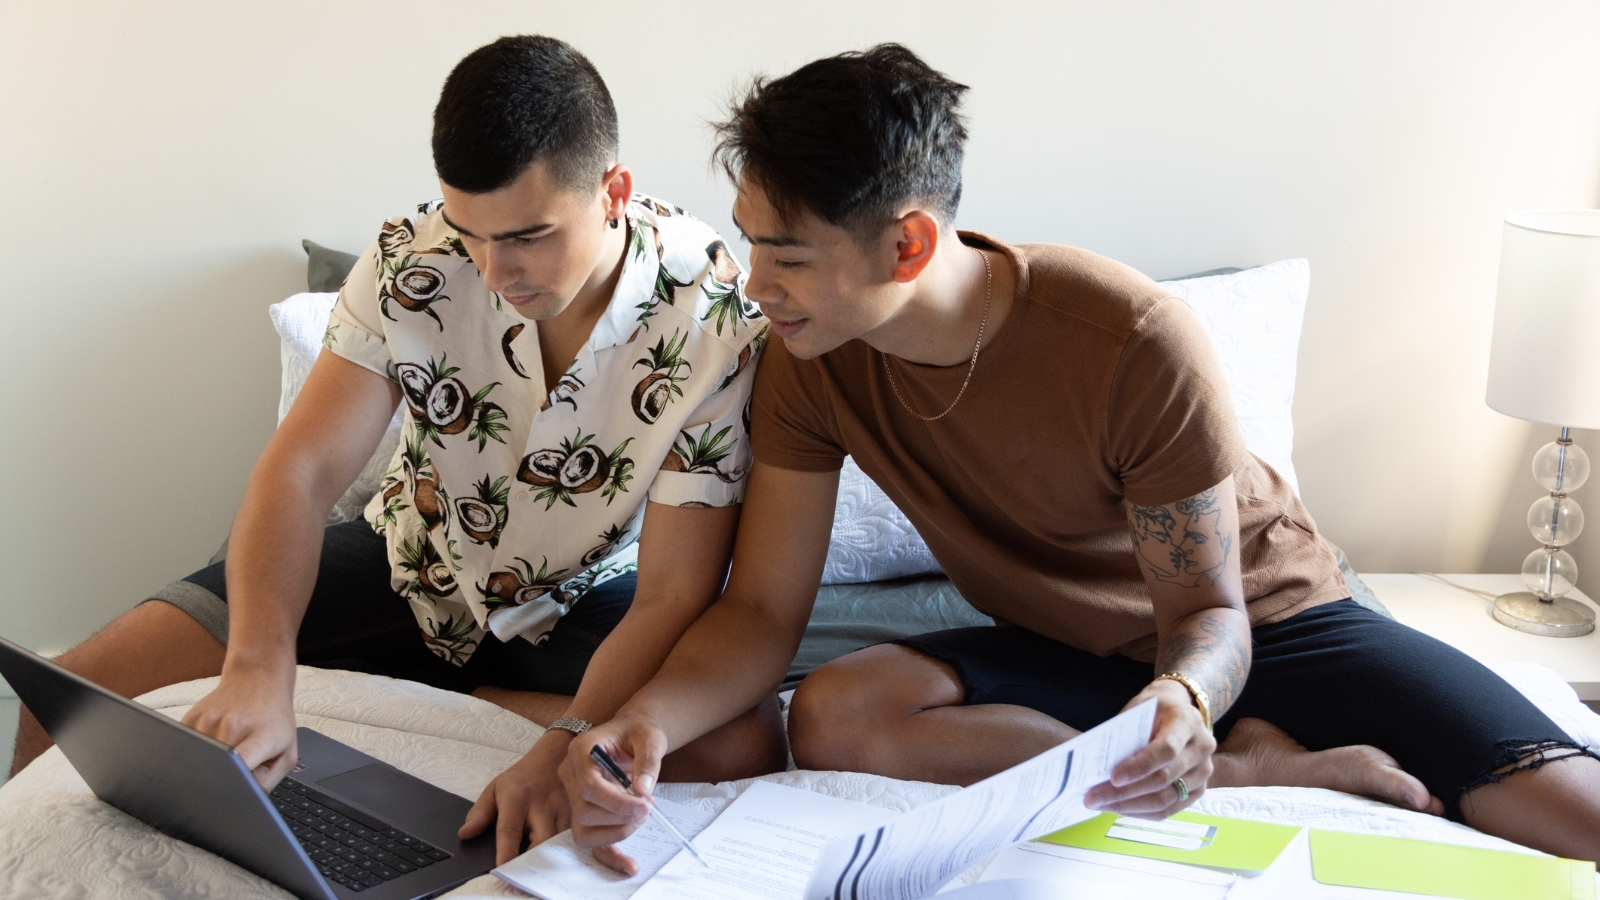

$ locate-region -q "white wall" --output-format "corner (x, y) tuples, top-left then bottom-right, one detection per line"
(3, 0), (1598, 661)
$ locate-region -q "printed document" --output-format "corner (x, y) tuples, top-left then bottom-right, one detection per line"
(630, 781), (897, 900)
(495, 701), (1153, 900)
(803, 699), (1156, 900)
(975, 841), (1239, 900)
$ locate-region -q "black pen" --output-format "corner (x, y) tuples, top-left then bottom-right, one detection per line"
(589, 745), (707, 867)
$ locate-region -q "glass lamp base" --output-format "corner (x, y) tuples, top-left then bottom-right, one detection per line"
(1492, 591), (1596, 638)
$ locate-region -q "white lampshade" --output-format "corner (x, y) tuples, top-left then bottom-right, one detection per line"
(1486, 210), (1600, 430)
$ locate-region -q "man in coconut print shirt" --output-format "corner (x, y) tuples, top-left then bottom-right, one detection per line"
(352, 195), (759, 665)
(9, 35), (782, 868)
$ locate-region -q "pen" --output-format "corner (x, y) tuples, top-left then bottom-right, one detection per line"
(589, 745), (707, 867)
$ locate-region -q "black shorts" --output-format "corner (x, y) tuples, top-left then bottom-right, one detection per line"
(149, 520), (634, 696)
(894, 600), (1596, 821)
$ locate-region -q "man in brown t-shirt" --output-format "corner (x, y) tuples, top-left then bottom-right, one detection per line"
(561, 45), (1600, 870)
(751, 238), (1347, 663)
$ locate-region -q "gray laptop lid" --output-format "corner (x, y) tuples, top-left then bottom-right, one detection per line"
(0, 634), (338, 900)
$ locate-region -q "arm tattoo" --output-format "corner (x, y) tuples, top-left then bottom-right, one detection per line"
(1129, 487), (1234, 588)
(1131, 485), (1249, 714)
(1153, 608), (1251, 715)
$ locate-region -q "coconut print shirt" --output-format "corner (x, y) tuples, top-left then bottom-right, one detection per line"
(324, 194), (767, 666)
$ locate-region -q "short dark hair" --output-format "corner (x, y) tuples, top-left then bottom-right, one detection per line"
(712, 44), (969, 242)
(432, 35), (618, 194)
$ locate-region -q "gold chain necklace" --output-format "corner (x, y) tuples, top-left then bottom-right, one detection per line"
(882, 250), (993, 422)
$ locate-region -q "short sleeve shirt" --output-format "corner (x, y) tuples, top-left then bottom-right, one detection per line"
(325, 194), (768, 665)
(751, 235), (1346, 661)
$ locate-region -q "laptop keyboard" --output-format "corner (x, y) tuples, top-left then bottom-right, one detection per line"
(269, 776), (452, 893)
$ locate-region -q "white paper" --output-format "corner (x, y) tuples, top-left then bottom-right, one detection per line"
(630, 781), (896, 900)
(803, 700), (1156, 900)
(493, 796), (718, 900)
(977, 841), (1239, 899)
(1106, 824), (1206, 851)
(936, 878), (1063, 900)
(1229, 829), (1417, 900)
(1112, 816), (1215, 840)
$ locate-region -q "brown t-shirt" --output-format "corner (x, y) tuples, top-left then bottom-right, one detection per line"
(751, 235), (1347, 661)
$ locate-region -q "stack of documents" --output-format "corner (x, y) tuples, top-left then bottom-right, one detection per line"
(493, 696), (1597, 900)
(495, 700), (1156, 900)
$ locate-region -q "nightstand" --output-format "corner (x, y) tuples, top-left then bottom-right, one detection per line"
(1362, 574), (1600, 704)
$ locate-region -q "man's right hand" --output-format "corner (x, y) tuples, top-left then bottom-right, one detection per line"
(182, 351), (401, 791)
(180, 664), (299, 789)
(560, 713), (671, 876)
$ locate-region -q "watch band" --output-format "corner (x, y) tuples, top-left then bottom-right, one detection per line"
(1154, 672), (1214, 733)
(547, 717), (594, 737)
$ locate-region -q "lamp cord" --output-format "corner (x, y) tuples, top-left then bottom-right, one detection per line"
(1414, 572), (1499, 600)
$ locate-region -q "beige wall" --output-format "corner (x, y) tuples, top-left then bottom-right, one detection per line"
(2, 0), (1599, 659)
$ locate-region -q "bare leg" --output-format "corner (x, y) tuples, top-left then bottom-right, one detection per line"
(789, 645), (1077, 785)
(474, 686), (788, 783)
(468, 686), (571, 728)
(659, 693), (788, 784)
(1460, 753), (1600, 862)
(11, 600), (225, 777)
(790, 644), (1437, 812)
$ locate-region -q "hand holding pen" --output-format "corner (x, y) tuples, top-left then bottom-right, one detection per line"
(589, 745), (707, 867)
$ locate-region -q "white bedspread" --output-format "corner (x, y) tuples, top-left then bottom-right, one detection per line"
(2, 663), (1596, 899)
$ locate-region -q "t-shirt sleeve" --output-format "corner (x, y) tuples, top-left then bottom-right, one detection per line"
(323, 238), (393, 380)
(749, 335), (847, 472)
(646, 333), (764, 508)
(1105, 298), (1247, 506)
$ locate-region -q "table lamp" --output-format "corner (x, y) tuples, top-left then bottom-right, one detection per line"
(1486, 209), (1600, 637)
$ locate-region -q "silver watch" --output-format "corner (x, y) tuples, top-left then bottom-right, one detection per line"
(548, 717), (593, 736)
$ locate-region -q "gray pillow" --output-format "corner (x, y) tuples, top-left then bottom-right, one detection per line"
(783, 542), (1390, 689)
(303, 239), (360, 293)
(786, 576), (993, 690)
(1325, 539), (1391, 618)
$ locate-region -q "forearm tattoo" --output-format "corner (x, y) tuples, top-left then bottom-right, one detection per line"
(1153, 608), (1251, 715)
(1131, 486), (1249, 714)
(1129, 488), (1234, 588)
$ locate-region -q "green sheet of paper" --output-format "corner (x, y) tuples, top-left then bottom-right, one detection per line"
(1037, 811), (1299, 873)
(1310, 829), (1596, 900)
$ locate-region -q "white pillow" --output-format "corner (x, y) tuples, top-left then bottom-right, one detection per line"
(817, 260), (1309, 585)
(820, 458), (942, 584)
(1158, 259), (1308, 496)
(269, 292), (403, 525)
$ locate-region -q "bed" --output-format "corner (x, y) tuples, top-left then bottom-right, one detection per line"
(2, 661), (1597, 898)
(5, 258), (1594, 896)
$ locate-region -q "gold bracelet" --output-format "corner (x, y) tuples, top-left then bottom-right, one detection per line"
(1154, 672), (1214, 733)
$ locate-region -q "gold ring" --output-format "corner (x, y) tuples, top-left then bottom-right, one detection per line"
(1174, 777), (1189, 802)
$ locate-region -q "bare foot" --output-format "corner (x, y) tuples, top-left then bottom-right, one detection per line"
(1212, 718), (1446, 816)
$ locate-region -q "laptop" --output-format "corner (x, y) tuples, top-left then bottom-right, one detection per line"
(0, 634), (496, 899)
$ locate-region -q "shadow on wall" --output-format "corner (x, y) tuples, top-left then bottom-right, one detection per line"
(0, 245), (300, 654)
(1480, 423), (1600, 588)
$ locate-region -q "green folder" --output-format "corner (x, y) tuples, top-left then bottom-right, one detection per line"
(1310, 829), (1596, 900)
(1037, 811), (1299, 873)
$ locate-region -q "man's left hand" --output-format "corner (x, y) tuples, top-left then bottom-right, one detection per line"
(1082, 678), (1215, 818)
(460, 729), (576, 865)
